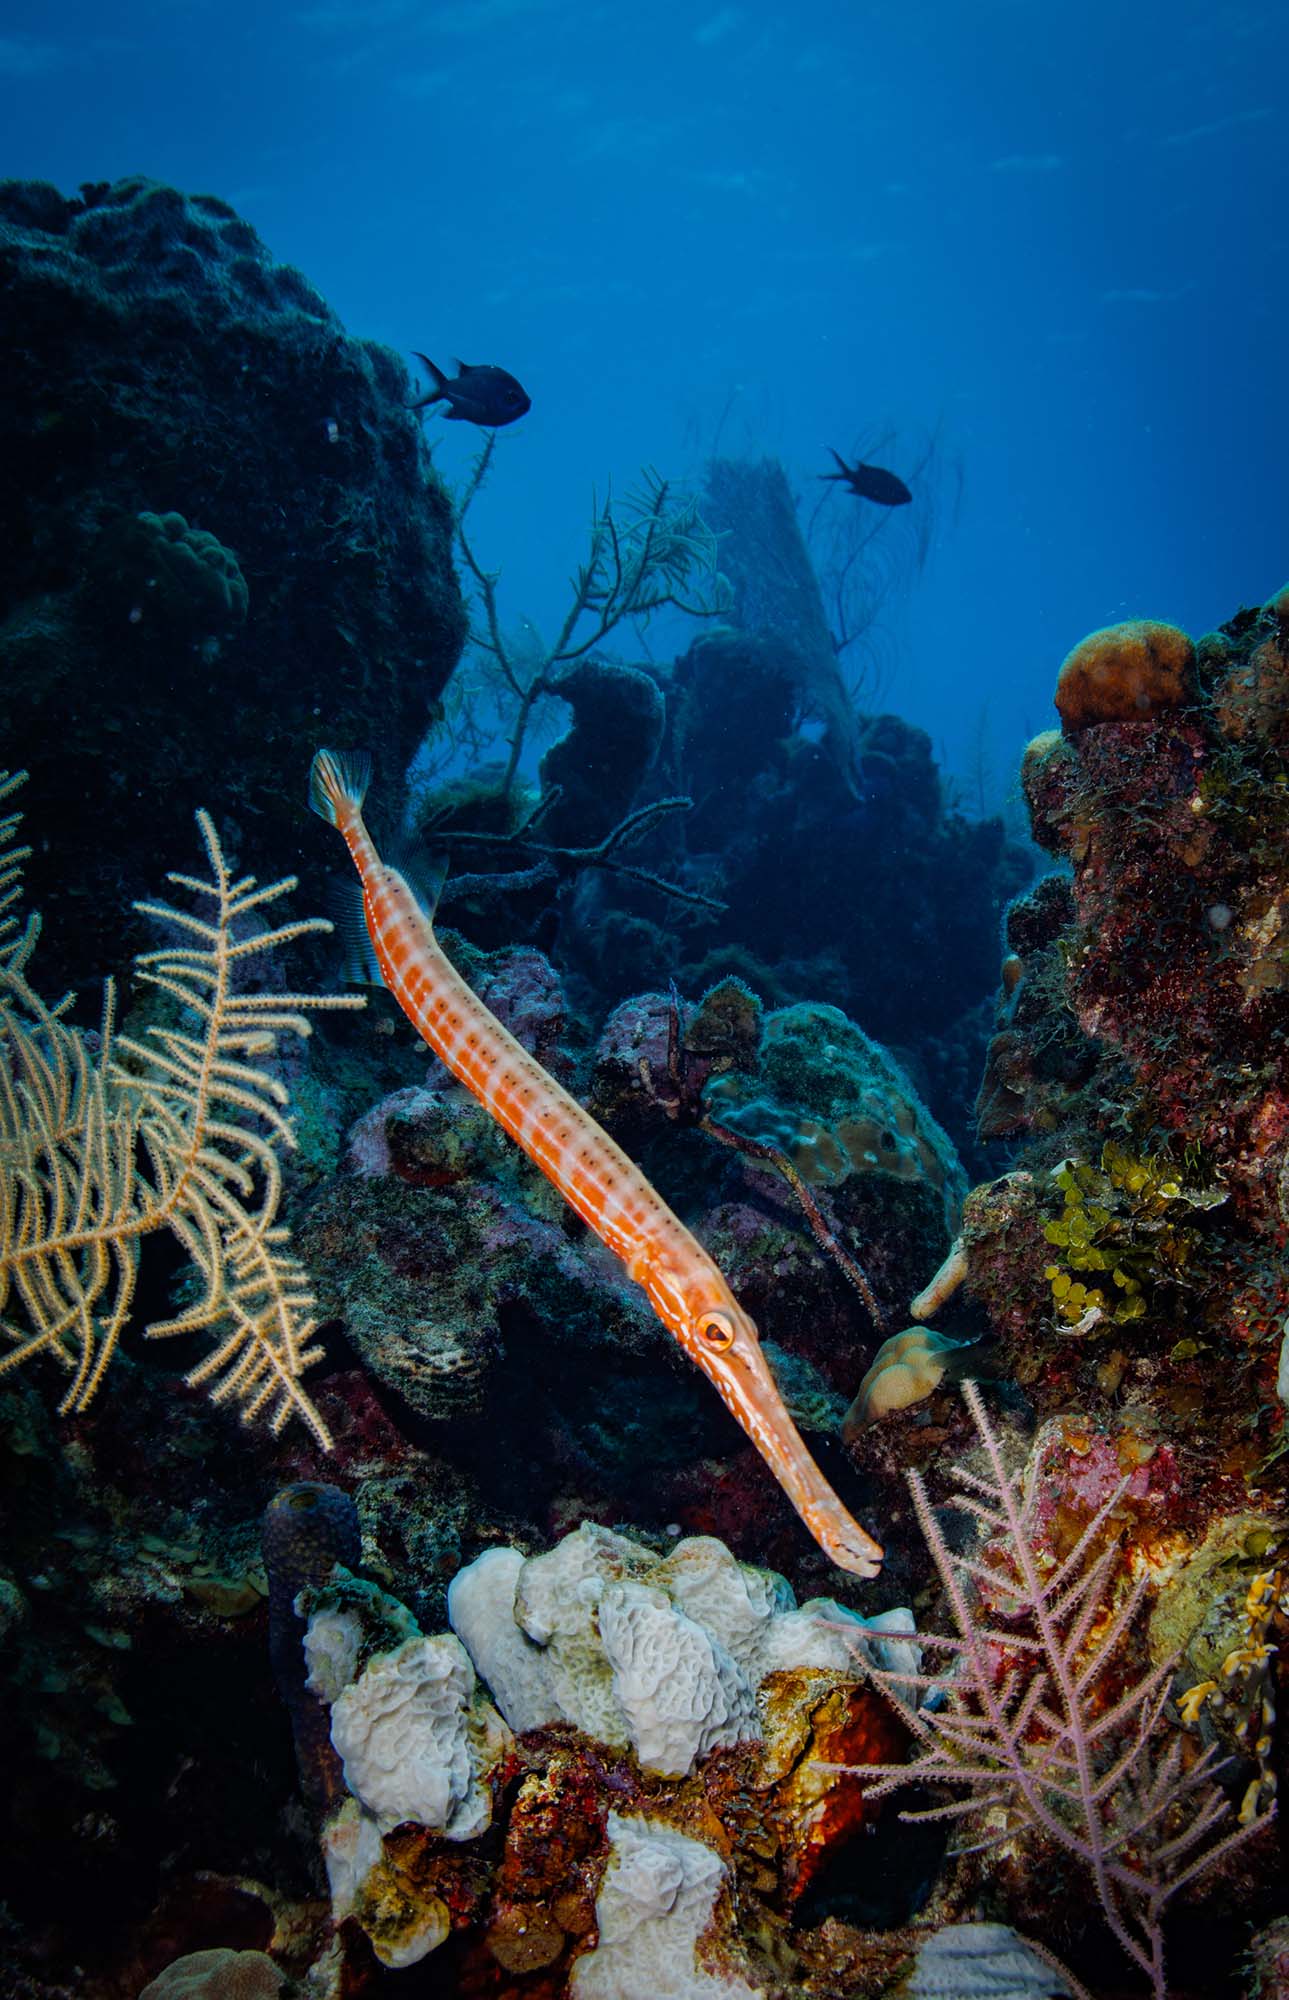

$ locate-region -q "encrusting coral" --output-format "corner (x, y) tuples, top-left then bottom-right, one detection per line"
(0, 771), (361, 1437)
(702, 1001), (965, 1234)
(5, 173), (1287, 1991)
(90, 508), (249, 639)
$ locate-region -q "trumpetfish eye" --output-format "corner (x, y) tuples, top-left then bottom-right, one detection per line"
(697, 1311), (736, 1352)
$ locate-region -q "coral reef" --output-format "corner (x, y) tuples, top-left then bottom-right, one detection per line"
(4, 166), (1287, 2000)
(408, 450), (1029, 1169)
(295, 944), (958, 1593)
(866, 586), (1289, 1994)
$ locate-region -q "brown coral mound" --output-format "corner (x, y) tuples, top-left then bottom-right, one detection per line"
(1055, 618), (1196, 731)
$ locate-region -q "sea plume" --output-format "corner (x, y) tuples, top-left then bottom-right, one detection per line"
(845, 1381), (1269, 2000)
(0, 773), (362, 1441)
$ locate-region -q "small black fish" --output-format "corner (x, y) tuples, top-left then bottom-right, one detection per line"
(411, 353), (531, 427)
(820, 446), (912, 507)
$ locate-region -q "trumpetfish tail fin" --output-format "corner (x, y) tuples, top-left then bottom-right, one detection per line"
(309, 748), (373, 827)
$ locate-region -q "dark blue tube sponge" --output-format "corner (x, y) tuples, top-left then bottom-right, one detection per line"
(262, 1481), (361, 1811)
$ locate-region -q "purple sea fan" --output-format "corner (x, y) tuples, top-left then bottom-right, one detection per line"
(836, 1381), (1271, 2000)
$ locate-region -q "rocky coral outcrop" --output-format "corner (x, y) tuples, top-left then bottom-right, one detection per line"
(877, 592), (1289, 1991)
(0, 175), (466, 991)
(405, 452), (1031, 1170)
(941, 589), (1289, 1490)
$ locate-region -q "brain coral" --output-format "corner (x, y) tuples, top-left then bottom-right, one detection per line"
(139, 1950), (283, 2000)
(1054, 619), (1196, 731)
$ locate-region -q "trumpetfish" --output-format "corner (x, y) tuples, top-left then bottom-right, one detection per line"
(309, 749), (884, 1580)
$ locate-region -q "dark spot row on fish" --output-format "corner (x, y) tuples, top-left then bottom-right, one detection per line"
(411, 353), (531, 427)
(819, 445), (912, 507)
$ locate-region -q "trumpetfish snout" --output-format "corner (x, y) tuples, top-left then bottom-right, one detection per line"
(309, 748), (884, 1580)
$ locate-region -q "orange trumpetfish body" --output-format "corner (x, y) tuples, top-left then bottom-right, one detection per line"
(309, 750), (883, 1579)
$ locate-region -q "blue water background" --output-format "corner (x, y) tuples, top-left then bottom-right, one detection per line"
(2, 0), (1284, 805)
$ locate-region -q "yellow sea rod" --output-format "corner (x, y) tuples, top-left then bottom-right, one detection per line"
(309, 749), (883, 1579)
